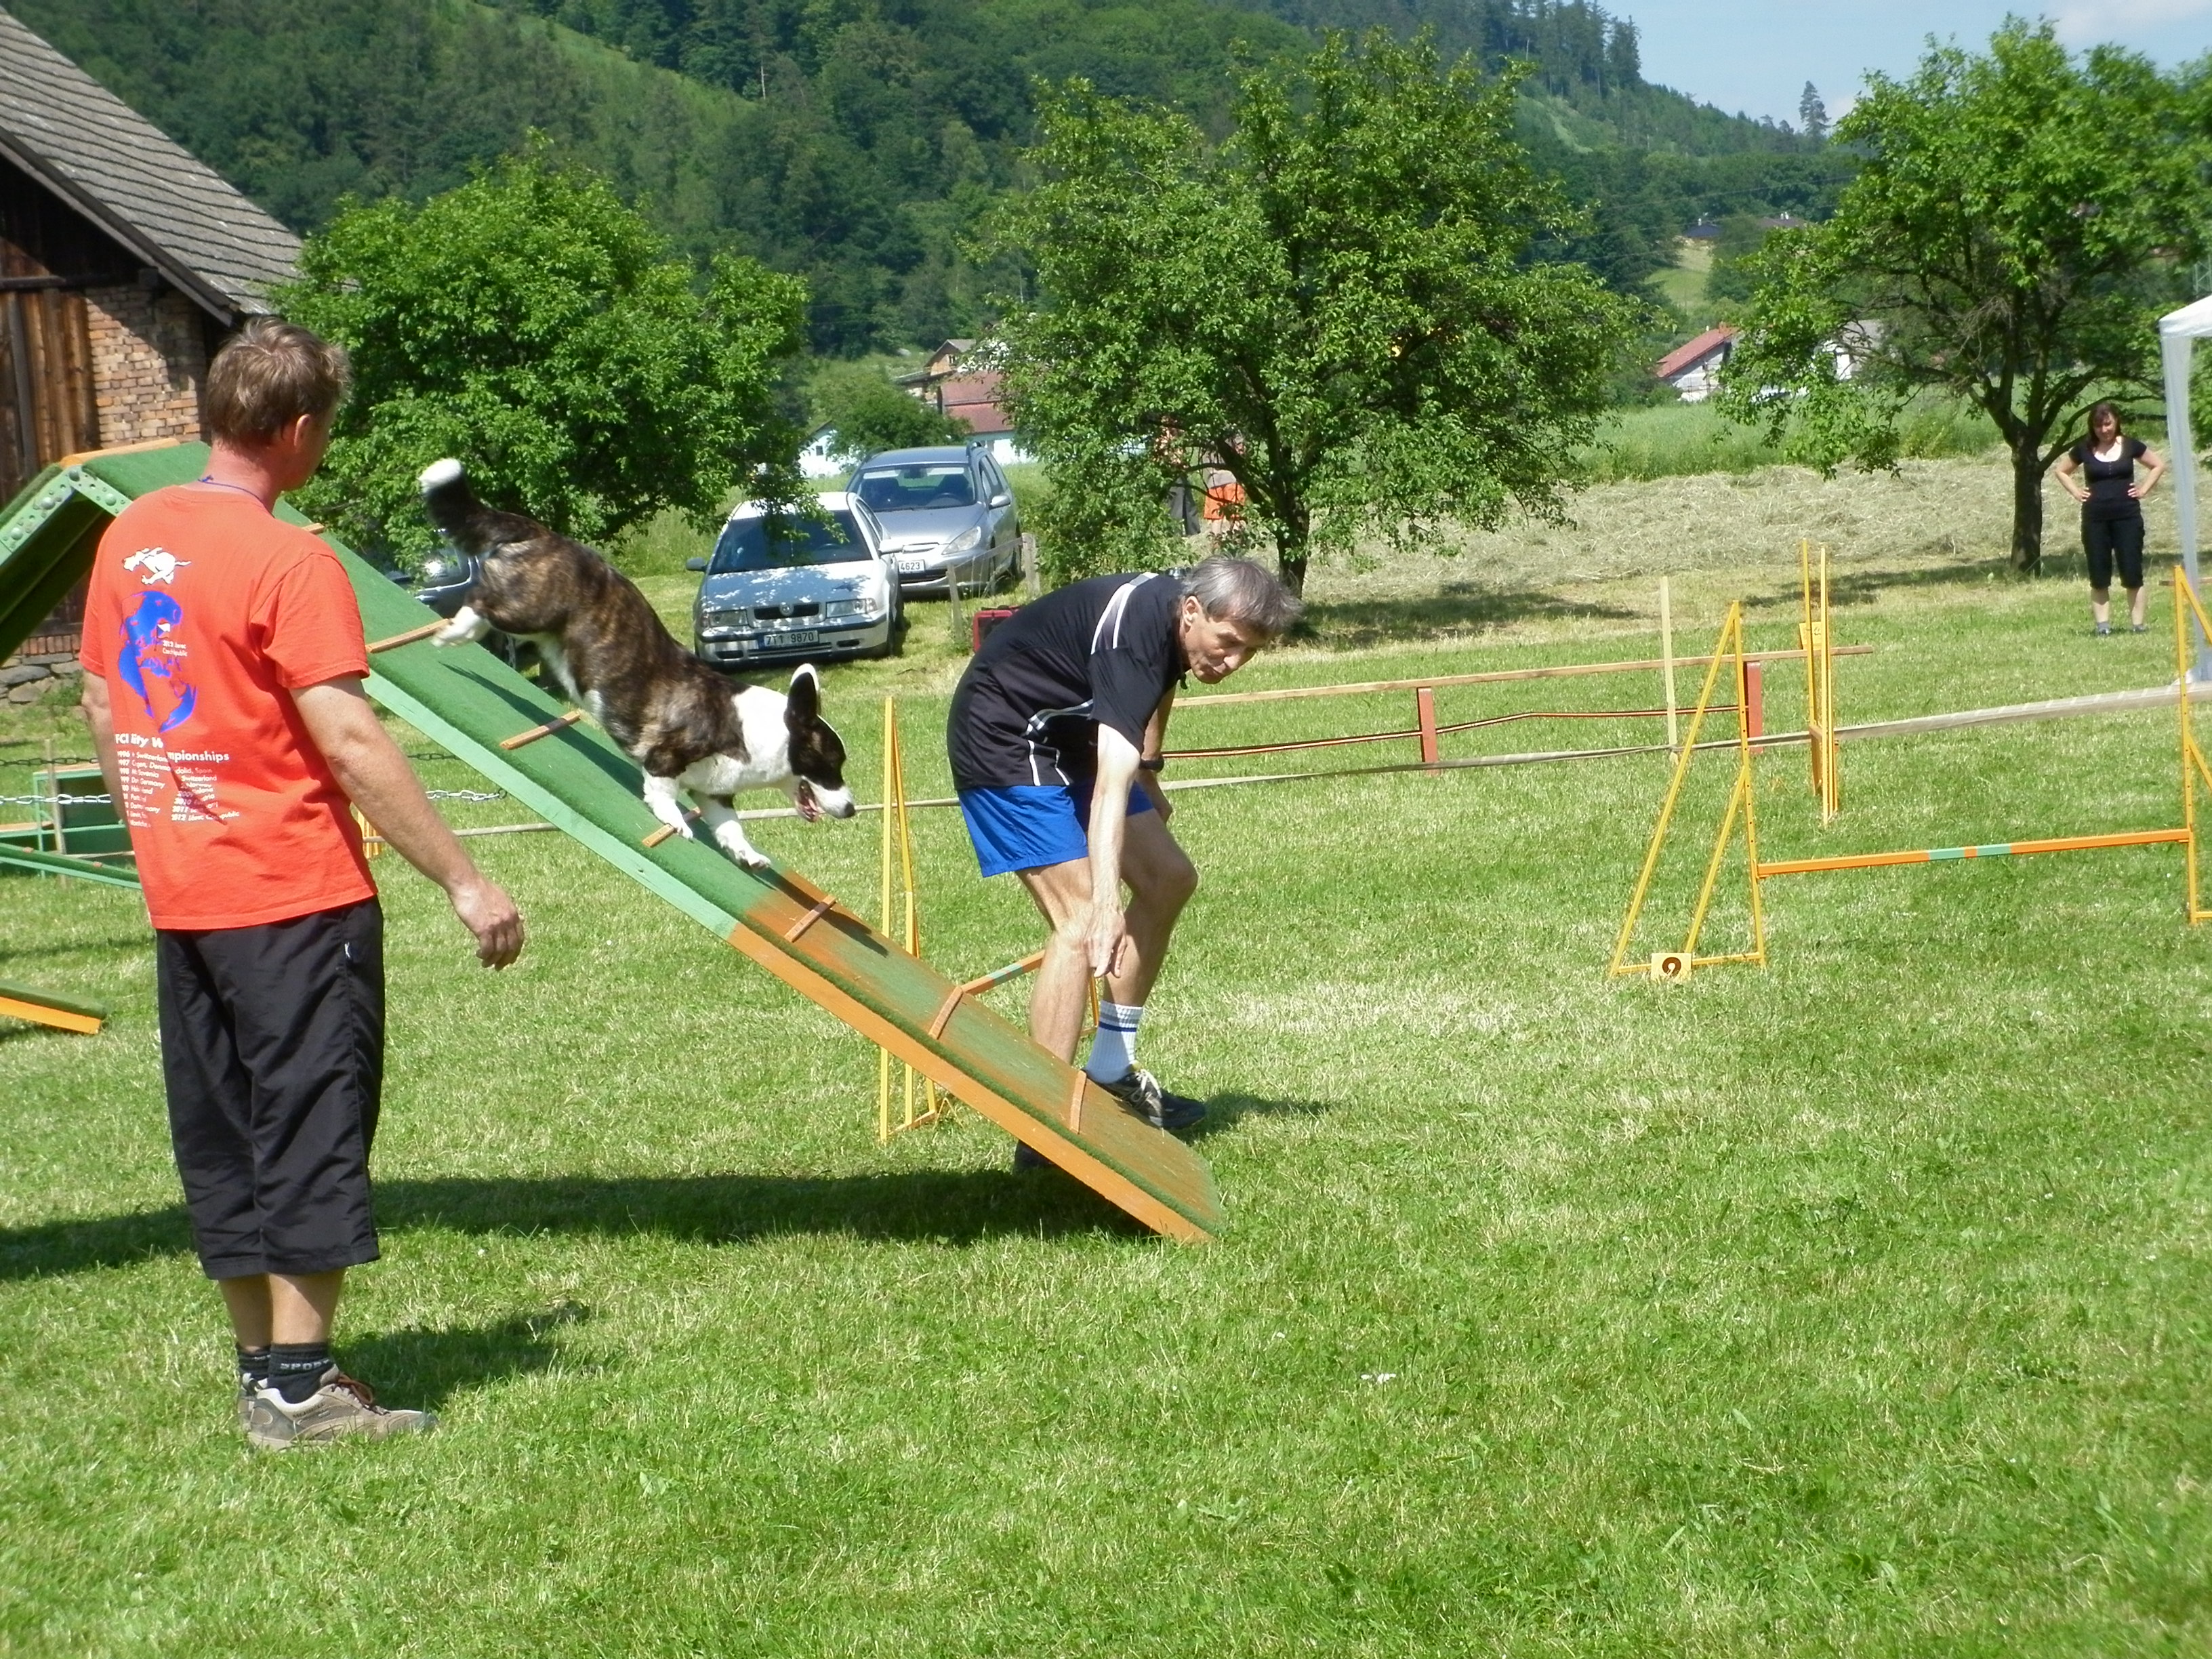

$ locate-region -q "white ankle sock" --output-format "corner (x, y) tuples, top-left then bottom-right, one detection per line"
(1085, 1002), (1144, 1082)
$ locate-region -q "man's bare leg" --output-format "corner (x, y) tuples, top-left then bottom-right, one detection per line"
(1017, 856), (1101, 1063)
(220, 1270), (344, 1348)
(1015, 811), (1198, 1062)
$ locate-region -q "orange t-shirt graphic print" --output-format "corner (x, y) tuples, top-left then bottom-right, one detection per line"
(80, 486), (377, 930)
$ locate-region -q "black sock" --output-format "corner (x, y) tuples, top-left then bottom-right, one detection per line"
(268, 1342), (334, 1404)
(235, 1345), (270, 1389)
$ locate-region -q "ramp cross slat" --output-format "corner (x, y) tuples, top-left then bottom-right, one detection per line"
(0, 445), (1222, 1241)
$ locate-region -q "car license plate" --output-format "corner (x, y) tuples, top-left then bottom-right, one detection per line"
(762, 629), (818, 647)
(896, 554), (932, 574)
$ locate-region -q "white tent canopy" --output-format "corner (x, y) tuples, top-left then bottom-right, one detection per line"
(2159, 295), (2212, 676)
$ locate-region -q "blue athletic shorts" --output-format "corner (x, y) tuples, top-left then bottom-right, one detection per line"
(957, 779), (1154, 878)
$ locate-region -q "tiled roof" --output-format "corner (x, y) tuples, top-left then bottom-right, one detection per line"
(1654, 325), (1737, 382)
(0, 6), (300, 319)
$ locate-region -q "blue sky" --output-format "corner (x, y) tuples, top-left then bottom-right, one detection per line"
(1622, 2), (2211, 124)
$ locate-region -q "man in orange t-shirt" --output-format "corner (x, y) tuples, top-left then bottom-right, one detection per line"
(80, 318), (524, 1450)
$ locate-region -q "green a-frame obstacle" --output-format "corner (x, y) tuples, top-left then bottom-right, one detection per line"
(0, 442), (1222, 1242)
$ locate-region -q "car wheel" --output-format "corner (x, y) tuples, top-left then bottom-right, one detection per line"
(880, 594), (906, 657)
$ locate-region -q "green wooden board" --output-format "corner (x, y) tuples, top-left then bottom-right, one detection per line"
(0, 978), (107, 1022)
(0, 844), (142, 888)
(2, 444), (1224, 1240)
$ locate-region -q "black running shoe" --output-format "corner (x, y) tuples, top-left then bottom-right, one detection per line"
(1092, 1069), (1207, 1136)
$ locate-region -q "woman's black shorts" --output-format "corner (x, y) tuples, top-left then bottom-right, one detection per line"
(2083, 513), (2145, 592)
(154, 899), (385, 1279)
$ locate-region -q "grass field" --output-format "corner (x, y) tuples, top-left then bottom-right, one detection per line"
(5, 464), (2211, 1654)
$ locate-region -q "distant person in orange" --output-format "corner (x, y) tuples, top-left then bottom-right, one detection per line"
(79, 318), (524, 1450)
(2055, 401), (2165, 636)
(1200, 468), (1245, 537)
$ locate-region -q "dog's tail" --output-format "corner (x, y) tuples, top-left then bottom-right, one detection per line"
(417, 457), (524, 554)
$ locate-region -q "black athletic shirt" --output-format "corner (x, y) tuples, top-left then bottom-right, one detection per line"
(949, 572), (1185, 790)
(2070, 436), (2149, 520)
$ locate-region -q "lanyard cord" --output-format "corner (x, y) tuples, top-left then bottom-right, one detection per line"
(193, 475), (270, 510)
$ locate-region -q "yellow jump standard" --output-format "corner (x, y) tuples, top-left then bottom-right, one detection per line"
(1613, 567), (2212, 975)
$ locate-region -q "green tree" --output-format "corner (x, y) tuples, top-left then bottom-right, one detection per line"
(1797, 82), (1827, 144)
(1719, 25), (2210, 573)
(988, 31), (1637, 593)
(807, 361), (968, 460)
(278, 147), (807, 567)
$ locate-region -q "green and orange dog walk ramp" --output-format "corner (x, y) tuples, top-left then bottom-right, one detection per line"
(0, 980), (108, 1036)
(0, 441), (1223, 1242)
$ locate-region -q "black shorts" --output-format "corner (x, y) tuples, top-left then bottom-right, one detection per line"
(2083, 514), (2145, 591)
(155, 899), (384, 1279)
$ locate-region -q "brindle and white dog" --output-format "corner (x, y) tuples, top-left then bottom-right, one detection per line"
(418, 458), (855, 867)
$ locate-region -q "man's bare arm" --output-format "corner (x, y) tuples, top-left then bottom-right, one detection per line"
(291, 678), (524, 968)
(79, 674), (124, 815)
(1137, 689), (1175, 820)
(1083, 724), (1143, 978)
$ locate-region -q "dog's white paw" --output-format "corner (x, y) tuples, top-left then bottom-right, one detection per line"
(714, 821), (769, 867)
(434, 605), (489, 647)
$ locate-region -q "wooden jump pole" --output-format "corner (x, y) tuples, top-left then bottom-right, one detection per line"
(498, 710), (585, 751)
(1660, 577), (1678, 753)
(959, 950), (1046, 998)
(1757, 827), (2193, 879)
(1180, 645), (1872, 708)
(367, 620), (446, 654)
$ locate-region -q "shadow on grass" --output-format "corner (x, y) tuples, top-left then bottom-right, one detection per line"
(1304, 584), (1639, 648)
(0, 935), (149, 966)
(343, 1300), (591, 1410)
(1188, 1092), (1337, 1141)
(0, 1168), (1142, 1280)
(1742, 560), (2000, 613)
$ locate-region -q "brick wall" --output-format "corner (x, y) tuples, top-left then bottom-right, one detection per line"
(84, 283), (207, 447)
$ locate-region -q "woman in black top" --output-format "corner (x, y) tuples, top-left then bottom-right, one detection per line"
(2055, 402), (2165, 635)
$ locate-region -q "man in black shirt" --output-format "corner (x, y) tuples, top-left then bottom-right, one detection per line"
(949, 557), (1301, 1140)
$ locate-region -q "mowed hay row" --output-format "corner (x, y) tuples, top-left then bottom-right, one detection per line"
(1300, 455), (2183, 652)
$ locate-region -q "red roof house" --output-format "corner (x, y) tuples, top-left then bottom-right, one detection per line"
(1653, 325), (1737, 403)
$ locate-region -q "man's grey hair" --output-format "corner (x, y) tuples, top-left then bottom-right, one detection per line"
(1180, 556), (1303, 642)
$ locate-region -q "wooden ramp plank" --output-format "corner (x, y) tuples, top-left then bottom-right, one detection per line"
(10, 445), (1224, 1242)
(0, 981), (106, 1035)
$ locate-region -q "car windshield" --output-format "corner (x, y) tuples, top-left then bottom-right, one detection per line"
(855, 464), (975, 514)
(709, 509), (867, 573)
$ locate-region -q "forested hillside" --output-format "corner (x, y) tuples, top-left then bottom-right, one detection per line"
(4, 0), (1852, 352)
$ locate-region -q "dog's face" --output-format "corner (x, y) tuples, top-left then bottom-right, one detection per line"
(783, 665), (855, 822)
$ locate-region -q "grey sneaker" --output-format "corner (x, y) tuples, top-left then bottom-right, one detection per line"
(1094, 1069), (1207, 1136)
(244, 1368), (437, 1450)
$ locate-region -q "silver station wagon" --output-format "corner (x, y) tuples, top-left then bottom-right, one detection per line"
(849, 443), (1021, 594)
(689, 492), (903, 669)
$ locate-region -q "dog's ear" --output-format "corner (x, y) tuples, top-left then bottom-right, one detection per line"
(786, 663), (821, 729)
